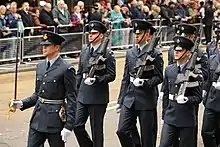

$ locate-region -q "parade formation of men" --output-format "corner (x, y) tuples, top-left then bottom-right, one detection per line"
(8, 17), (220, 147)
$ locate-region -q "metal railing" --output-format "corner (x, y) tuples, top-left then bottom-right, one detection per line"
(0, 21), (215, 64)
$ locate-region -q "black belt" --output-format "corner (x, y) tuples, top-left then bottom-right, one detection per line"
(38, 97), (64, 104)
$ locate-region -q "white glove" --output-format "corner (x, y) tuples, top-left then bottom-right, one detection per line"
(133, 78), (144, 87)
(176, 95), (188, 104)
(84, 78), (96, 85)
(116, 104), (121, 113)
(61, 128), (72, 143)
(9, 100), (23, 109)
(158, 92), (164, 101)
(213, 82), (220, 90)
(161, 119), (164, 126)
(202, 90), (207, 98)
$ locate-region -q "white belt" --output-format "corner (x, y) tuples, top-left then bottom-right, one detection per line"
(169, 94), (175, 101)
(130, 76), (149, 83)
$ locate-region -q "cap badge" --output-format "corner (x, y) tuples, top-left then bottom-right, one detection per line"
(90, 23), (94, 28)
(135, 23), (138, 27)
(177, 39), (180, 43)
(43, 33), (48, 40)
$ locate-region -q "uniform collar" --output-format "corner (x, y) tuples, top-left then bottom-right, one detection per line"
(91, 43), (101, 52)
(176, 61), (188, 71)
(47, 55), (60, 67)
(137, 43), (148, 51)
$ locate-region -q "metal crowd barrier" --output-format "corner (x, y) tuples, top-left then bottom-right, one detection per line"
(0, 21), (216, 64)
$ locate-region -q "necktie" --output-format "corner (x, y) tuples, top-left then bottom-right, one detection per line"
(138, 48), (141, 55)
(46, 61), (50, 70)
(178, 66), (181, 73)
(90, 47), (94, 56)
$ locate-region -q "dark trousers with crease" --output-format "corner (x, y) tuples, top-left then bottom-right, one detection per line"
(159, 123), (195, 147)
(27, 128), (64, 147)
(171, 104), (199, 147)
(202, 108), (220, 147)
(116, 105), (157, 147)
(74, 101), (107, 147)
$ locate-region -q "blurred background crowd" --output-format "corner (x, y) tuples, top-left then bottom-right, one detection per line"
(0, 0), (219, 43)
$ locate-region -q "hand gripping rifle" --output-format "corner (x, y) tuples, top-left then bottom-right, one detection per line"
(134, 27), (162, 79)
(87, 23), (112, 78)
(175, 23), (203, 97)
(8, 18), (24, 118)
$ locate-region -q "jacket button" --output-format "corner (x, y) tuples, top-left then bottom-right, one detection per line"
(44, 74), (47, 77)
(43, 82), (45, 84)
(42, 90), (45, 93)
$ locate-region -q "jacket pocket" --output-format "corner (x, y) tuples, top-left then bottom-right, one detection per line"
(47, 106), (63, 128)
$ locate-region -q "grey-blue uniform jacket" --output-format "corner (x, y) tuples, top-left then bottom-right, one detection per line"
(76, 46), (116, 104)
(20, 57), (77, 133)
(162, 64), (202, 127)
(117, 45), (164, 110)
(168, 46), (208, 81)
(203, 52), (220, 111)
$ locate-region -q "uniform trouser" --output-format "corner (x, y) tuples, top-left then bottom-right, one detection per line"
(27, 128), (64, 147)
(171, 105), (199, 147)
(159, 123), (195, 147)
(116, 105), (157, 147)
(132, 124), (141, 147)
(204, 26), (212, 44)
(201, 108), (220, 147)
(74, 101), (107, 147)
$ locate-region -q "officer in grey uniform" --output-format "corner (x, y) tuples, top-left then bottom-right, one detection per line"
(202, 29), (220, 147)
(159, 36), (202, 147)
(163, 23), (208, 147)
(9, 30), (77, 147)
(116, 19), (164, 147)
(74, 20), (116, 147)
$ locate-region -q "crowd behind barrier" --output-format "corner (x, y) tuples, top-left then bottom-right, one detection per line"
(0, 19), (208, 65)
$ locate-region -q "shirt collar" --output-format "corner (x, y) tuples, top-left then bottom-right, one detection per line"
(138, 43), (148, 51)
(91, 43), (101, 52)
(176, 61), (188, 71)
(47, 55), (60, 67)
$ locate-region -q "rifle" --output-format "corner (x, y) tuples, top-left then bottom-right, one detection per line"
(87, 23), (112, 78)
(175, 23), (203, 97)
(134, 26), (162, 79)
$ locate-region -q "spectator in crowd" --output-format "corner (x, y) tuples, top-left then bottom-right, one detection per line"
(214, 2), (220, 20)
(39, 0), (46, 8)
(117, 0), (124, 7)
(199, 1), (205, 19)
(31, 8), (47, 35)
(188, 1), (200, 24)
(77, 1), (84, 12)
(0, 5), (11, 38)
(120, 4), (132, 47)
(203, 0), (214, 44)
(109, 5), (123, 46)
(7, 2), (21, 36)
(128, 0), (139, 19)
(19, 2), (34, 36)
(5, 2), (11, 15)
(71, 5), (83, 32)
(174, 0), (189, 21)
(167, 1), (176, 19)
(136, 0), (145, 19)
(150, 4), (161, 19)
(88, 3), (102, 22)
(142, 5), (150, 19)
(52, 0), (71, 33)
(39, 2), (55, 27)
